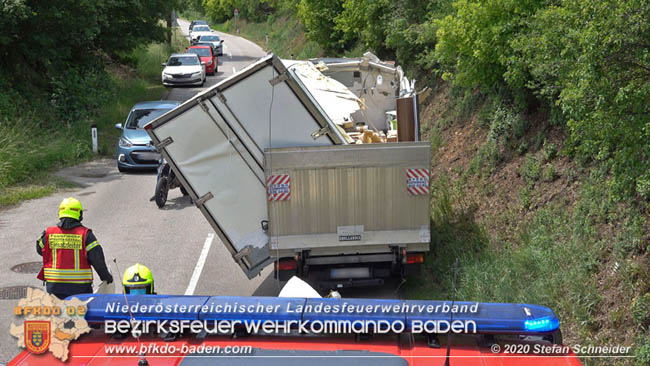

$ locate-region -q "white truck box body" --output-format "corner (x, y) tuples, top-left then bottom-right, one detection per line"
(146, 54), (430, 280)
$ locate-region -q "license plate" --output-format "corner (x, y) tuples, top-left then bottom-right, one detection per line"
(133, 152), (160, 160)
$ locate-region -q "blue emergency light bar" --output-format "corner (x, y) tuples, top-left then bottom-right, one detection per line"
(69, 294), (560, 335)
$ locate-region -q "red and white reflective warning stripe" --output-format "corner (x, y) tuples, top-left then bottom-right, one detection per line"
(406, 168), (429, 195)
(267, 174), (291, 201)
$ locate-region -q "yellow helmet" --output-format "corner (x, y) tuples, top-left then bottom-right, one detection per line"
(59, 197), (83, 221)
(122, 263), (154, 294)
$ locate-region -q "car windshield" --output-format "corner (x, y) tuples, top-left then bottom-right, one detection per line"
(200, 35), (219, 41)
(193, 26), (210, 32)
(187, 48), (211, 57)
(125, 109), (170, 129)
(167, 56), (199, 66)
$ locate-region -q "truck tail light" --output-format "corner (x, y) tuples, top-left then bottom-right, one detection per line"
(275, 258), (297, 271)
(406, 253), (424, 264)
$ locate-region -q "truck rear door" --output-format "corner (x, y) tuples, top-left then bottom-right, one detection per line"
(145, 54), (345, 278)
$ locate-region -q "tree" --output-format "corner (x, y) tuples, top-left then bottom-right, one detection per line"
(297, 0), (349, 52)
(516, 0), (650, 197)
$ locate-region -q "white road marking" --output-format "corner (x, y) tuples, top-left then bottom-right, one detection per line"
(184, 233), (214, 295)
(232, 66), (236, 74)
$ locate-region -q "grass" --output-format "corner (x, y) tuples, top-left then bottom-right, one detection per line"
(0, 176), (78, 207)
(131, 28), (189, 84)
(0, 29), (187, 208)
(407, 169), (647, 365)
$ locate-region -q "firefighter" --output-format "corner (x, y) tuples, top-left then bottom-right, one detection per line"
(122, 263), (155, 294)
(36, 197), (113, 299)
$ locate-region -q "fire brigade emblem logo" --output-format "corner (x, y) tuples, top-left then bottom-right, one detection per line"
(11, 288), (91, 361)
(24, 321), (50, 354)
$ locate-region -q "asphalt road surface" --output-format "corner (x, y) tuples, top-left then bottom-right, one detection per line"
(0, 19), (402, 363)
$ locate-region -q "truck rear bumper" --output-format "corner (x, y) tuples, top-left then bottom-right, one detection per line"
(317, 278), (386, 289)
(274, 251), (424, 289)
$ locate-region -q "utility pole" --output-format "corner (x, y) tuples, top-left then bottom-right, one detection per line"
(167, 11), (174, 46)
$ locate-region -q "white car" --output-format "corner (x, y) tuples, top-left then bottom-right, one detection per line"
(161, 54), (205, 87)
(190, 25), (212, 45)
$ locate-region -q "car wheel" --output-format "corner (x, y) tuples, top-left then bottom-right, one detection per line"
(118, 164), (126, 173)
(180, 186), (189, 196)
(155, 176), (169, 208)
(201, 77), (205, 86)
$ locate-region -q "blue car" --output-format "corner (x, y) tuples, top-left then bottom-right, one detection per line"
(115, 100), (181, 172)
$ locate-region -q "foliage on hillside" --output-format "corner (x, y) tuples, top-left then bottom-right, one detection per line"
(199, 1), (650, 364)
(205, 0), (650, 200)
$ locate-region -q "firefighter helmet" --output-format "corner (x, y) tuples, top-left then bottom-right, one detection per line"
(122, 263), (154, 294)
(58, 197), (83, 221)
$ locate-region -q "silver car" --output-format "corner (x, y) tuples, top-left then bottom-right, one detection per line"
(198, 34), (223, 56)
(161, 54), (205, 86)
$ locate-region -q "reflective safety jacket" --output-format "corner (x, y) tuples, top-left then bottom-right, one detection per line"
(40, 225), (99, 283)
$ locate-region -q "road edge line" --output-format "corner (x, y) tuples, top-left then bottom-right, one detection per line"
(184, 233), (214, 295)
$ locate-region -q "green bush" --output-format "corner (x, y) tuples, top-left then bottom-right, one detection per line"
(517, 142), (529, 156)
(49, 66), (113, 123)
(542, 140), (557, 161)
(630, 294), (650, 329)
(0, 42), (166, 200)
(488, 106), (527, 143)
(520, 154), (541, 185)
(541, 164), (557, 182)
(467, 139), (502, 176)
(519, 185), (532, 210)
(513, 0), (650, 199)
(637, 336), (650, 366)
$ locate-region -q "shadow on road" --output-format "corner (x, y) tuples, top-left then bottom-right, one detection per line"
(158, 195), (193, 210)
(119, 168), (157, 175)
(252, 272), (283, 296)
(56, 159), (128, 188)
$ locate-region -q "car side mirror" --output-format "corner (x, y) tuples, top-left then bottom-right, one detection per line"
(114, 123), (123, 130)
(220, 40), (224, 44)
(161, 62), (166, 67)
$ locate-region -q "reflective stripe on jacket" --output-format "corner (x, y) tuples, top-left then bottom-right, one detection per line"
(42, 226), (93, 283)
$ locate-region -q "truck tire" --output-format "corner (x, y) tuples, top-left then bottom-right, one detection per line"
(155, 177), (169, 208)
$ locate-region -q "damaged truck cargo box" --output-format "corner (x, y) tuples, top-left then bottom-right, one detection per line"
(145, 53), (430, 283)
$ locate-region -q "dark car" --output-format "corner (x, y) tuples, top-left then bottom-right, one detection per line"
(189, 19), (207, 32)
(114, 100), (181, 172)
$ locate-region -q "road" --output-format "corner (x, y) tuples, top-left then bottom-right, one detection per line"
(0, 19), (274, 363)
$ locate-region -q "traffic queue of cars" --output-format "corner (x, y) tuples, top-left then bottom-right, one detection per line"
(161, 20), (222, 87)
(117, 20), (222, 172)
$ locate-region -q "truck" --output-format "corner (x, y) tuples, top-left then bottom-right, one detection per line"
(145, 54), (430, 289)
